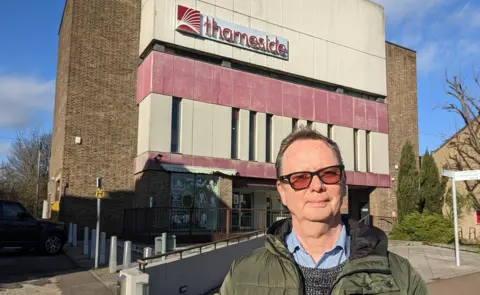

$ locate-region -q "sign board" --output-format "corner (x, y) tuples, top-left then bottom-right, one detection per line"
(176, 5), (289, 60)
(96, 188), (104, 199)
(442, 169), (480, 181)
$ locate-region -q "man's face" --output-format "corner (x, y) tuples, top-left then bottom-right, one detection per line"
(276, 139), (345, 222)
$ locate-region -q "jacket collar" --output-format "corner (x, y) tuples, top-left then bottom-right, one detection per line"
(265, 216), (389, 261)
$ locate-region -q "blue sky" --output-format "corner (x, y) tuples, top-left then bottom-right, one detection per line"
(0, 0), (478, 160)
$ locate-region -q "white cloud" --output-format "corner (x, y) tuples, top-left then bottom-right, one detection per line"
(0, 75), (55, 128)
(448, 2), (480, 28)
(373, 0), (454, 23)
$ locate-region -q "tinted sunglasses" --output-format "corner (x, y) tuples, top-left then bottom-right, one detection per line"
(278, 165), (345, 190)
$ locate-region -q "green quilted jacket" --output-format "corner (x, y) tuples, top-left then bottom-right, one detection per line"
(217, 218), (428, 295)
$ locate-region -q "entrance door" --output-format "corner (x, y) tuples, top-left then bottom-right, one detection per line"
(232, 193), (253, 230)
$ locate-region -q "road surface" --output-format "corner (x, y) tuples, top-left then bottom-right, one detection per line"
(428, 271), (480, 294)
(0, 248), (113, 294)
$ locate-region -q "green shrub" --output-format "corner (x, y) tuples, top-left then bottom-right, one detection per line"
(390, 212), (454, 244)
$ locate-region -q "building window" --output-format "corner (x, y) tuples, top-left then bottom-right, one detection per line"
(171, 98), (181, 153)
(307, 120), (313, 129)
(327, 124), (333, 139)
(366, 130), (371, 172)
(249, 111), (256, 161)
(266, 114), (273, 163)
(354, 129), (358, 171)
(476, 210), (480, 224)
(231, 108), (239, 159)
(292, 118), (298, 130)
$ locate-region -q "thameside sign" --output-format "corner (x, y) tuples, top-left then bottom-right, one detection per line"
(176, 5), (289, 60)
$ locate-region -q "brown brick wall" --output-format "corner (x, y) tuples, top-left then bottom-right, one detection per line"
(219, 176), (233, 208)
(48, 0), (73, 198)
(370, 42), (419, 227)
(134, 171), (171, 207)
(50, 0), (140, 233)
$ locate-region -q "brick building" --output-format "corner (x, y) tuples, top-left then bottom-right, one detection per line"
(49, 0), (419, 236)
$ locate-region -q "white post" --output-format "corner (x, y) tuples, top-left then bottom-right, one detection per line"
(68, 223), (73, 244)
(90, 229), (96, 259)
(161, 232), (167, 261)
(95, 198), (101, 268)
(452, 176), (461, 266)
(42, 200), (49, 219)
(123, 241), (131, 269)
(72, 224), (78, 247)
(109, 236), (117, 273)
(100, 232), (106, 265)
(144, 247), (153, 264)
(83, 227), (89, 255)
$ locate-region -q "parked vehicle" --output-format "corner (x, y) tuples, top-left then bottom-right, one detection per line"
(0, 200), (67, 255)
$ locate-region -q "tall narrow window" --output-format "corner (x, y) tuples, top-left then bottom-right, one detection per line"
(249, 111), (257, 161)
(327, 124), (333, 139)
(292, 118), (298, 130)
(231, 108), (240, 159)
(307, 121), (313, 129)
(266, 114), (273, 163)
(366, 130), (371, 172)
(171, 98), (181, 153)
(353, 129), (358, 171)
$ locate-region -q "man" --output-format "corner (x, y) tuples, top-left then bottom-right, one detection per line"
(218, 126), (428, 295)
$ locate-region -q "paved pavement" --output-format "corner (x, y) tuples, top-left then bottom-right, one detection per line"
(428, 271), (480, 294)
(0, 248), (113, 295)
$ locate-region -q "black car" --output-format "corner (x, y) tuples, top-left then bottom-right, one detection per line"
(0, 200), (67, 255)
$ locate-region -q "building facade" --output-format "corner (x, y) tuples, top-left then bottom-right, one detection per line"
(49, 0), (419, 236)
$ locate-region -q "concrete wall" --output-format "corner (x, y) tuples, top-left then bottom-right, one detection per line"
(145, 236), (265, 295)
(140, 0), (386, 96)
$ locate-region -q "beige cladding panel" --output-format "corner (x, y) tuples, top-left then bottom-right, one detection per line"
(192, 101), (214, 157)
(138, 94), (172, 154)
(212, 104), (232, 159)
(369, 132), (390, 175)
(313, 122), (328, 137)
(180, 99), (194, 155)
(238, 109), (250, 161)
(141, 0), (387, 96)
(256, 112), (267, 162)
(331, 126), (354, 171)
(356, 129), (367, 172)
(272, 116), (292, 160)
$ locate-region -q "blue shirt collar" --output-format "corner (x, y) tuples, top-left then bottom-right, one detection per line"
(286, 223), (349, 255)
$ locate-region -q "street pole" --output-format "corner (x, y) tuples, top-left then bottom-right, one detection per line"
(452, 175), (460, 266)
(95, 177), (102, 269)
(35, 143), (42, 218)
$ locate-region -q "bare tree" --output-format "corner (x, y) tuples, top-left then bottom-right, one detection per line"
(0, 129), (51, 215)
(442, 71), (480, 206)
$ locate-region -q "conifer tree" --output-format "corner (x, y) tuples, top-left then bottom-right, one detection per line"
(419, 150), (445, 214)
(396, 141), (419, 221)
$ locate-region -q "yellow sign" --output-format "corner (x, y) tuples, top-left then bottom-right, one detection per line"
(96, 188), (105, 199)
(51, 201), (60, 212)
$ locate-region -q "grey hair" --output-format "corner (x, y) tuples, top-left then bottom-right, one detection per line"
(275, 125), (344, 177)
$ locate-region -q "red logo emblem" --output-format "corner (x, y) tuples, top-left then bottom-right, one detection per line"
(176, 5), (201, 35)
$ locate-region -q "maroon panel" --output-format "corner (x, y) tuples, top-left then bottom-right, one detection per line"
(345, 171), (354, 185)
(282, 82), (300, 118)
(173, 56), (195, 98)
(366, 173), (378, 186)
(213, 66), (233, 106)
(314, 89), (328, 123)
(377, 103), (389, 134)
(299, 86), (315, 121)
(265, 78), (283, 116)
(232, 71), (251, 109)
(328, 93), (342, 125)
(250, 75), (267, 112)
(232, 160), (249, 176)
(152, 51), (174, 97)
(265, 164), (276, 179)
(365, 100), (378, 131)
(141, 54), (152, 104)
(340, 95), (354, 128)
(378, 174), (391, 188)
(247, 162), (265, 178)
(353, 98), (366, 130)
(354, 172), (367, 186)
(192, 156), (215, 168)
(193, 61), (215, 104)
(136, 62), (144, 104)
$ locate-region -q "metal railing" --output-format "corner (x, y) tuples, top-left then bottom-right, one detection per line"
(136, 229), (266, 272)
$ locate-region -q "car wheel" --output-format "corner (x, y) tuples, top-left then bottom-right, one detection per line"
(41, 234), (64, 255)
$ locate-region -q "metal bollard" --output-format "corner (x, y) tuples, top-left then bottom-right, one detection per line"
(144, 247), (153, 264)
(99, 232), (106, 265)
(161, 232), (167, 261)
(90, 229), (96, 259)
(68, 223), (73, 244)
(72, 224), (78, 247)
(109, 236), (117, 273)
(83, 227), (89, 255)
(123, 241), (131, 269)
